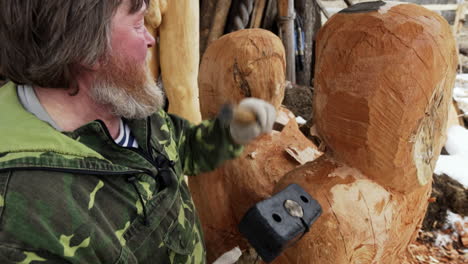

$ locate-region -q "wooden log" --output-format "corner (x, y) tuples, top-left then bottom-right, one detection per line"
(272, 2), (457, 263)
(159, 0), (202, 123)
(278, 0), (296, 83)
(198, 29), (286, 118)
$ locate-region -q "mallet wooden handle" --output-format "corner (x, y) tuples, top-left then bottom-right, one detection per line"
(233, 106), (257, 125)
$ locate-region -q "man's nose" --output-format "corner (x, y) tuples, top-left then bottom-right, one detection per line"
(145, 27), (156, 48)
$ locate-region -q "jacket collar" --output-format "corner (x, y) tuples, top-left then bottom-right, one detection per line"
(0, 82), (142, 173)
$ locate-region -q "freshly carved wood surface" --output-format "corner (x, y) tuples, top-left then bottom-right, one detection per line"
(273, 3), (457, 263)
(189, 108), (321, 263)
(198, 29), (286, 118)
(159, 0), (202, 123)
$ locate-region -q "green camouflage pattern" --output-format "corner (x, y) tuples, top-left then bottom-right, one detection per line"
(0, 82), (243, 263)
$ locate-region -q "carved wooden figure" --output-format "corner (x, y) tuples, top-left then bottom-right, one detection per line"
(191, 29), (325, 262)
(191, 2), (457, 264)
(275, 2), (457, 263)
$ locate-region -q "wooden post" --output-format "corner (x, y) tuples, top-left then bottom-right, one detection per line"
(294, 0), (321, 86)
(452, 3), (466, 74)
(452, 3), (465, 35)
(250, 0), (268, 28)
(159, 0), (202, 123)
(278, 0), (296, 83)
(207, 0), (233, 46)
(200, 0), (218, 56)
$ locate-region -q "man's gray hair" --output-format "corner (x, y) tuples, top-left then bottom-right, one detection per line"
(0, 0), (148, 89)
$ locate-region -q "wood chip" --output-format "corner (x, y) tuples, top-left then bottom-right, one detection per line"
(462, 233), (468, 247)
(285, 146), (322, 165)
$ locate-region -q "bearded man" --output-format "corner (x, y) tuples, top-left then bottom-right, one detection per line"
(0, 0), (275, 263)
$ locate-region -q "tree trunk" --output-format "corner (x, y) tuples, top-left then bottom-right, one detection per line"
(294, 0), (321, 86)
(159, 0), (202, 123)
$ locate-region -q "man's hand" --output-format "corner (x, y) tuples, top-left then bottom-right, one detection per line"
(230, 98), (276, 144)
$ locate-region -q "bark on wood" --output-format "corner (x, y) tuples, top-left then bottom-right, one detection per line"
(159, 0), (202, 123)
(198, 29), (286, 118)
(277, 0), (296, 83)
(294, 0), (321, 86)
(273, 3), (457, 263)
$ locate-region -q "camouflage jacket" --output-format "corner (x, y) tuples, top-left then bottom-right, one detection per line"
(0, 82), (243, 264)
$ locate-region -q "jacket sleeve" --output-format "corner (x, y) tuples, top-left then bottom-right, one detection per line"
(167, 112), (244, 176)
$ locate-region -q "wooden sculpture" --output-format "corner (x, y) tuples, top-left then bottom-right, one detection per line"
(271, 2), (457, 263)
(191, 2), (457, 264)
(198, 29), (286, 117)
(190, 29), (324, 262)
(145, 0), (202, 123)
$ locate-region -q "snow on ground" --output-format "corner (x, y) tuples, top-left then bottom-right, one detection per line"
(433, 74), (468, 187)
(434, 125), (468, 188)
(434, 211), (468, 254)
(454, 74), (468, 116)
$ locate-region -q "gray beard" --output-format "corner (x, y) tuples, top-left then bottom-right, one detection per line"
(90, 60), (165, 119)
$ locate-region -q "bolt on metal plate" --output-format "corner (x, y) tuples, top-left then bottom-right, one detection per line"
(284, 200), (304, 218)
